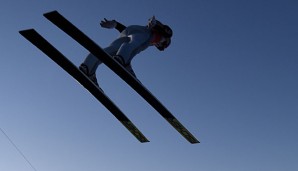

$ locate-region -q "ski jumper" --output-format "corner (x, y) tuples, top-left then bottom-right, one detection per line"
(82, 22), (154, 78)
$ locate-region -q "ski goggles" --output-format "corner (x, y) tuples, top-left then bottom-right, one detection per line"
(155, 37), (171, 51)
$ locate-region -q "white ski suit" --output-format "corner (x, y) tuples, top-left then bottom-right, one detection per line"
(82, 22), (154, 78)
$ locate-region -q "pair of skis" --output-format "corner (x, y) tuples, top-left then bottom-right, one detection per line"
(20, 11), (199, 144)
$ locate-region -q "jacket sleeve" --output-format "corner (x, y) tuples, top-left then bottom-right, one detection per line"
(115, 21), (126, 32)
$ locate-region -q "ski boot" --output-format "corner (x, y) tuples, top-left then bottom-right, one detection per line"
(113, 55), (137, 78)
(79, 64), (100, 87)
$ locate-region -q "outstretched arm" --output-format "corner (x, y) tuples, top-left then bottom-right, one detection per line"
(100, 18), (126, 33)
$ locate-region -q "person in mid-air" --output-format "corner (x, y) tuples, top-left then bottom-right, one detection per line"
(79, 16), (173, 86)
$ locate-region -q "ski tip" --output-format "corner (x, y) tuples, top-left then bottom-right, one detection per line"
(19, 29), (39, 40)
(43, 10), (60, 18)
(19, 29), (35, 35)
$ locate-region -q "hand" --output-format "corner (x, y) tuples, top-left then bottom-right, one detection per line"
(100, 18), (117, 29)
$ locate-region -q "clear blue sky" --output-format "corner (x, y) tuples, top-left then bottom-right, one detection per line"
(1, 0), (297, 171)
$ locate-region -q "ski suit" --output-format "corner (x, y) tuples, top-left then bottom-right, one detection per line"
(82, 22), (154, 78)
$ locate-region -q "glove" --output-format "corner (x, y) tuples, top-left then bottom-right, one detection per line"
(100, 18), (117, 29)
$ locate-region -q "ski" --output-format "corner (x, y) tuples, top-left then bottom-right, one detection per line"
(43, 11), (199, 144)
(19, 29), (149, 143)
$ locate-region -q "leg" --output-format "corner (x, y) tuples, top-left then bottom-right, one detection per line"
(80, 36), (130, 74)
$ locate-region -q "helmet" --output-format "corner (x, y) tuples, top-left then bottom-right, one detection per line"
(148, 16), (173, 37)
(148, 17), (173, 51)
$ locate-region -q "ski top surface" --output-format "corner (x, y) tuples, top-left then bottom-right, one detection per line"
(43, 11), (199, 144)
(19, 29), (149, 143)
